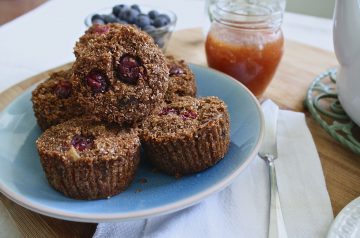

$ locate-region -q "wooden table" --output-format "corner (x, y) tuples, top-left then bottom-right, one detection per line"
(0, 28), (359, 237)
(0, 0), (46, 25)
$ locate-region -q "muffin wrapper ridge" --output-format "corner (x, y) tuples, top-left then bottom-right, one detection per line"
(143, 113), (230, 176)
(38, 148), (140, 200)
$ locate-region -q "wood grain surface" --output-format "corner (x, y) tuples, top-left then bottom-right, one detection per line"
(0, 28), (359, 238)
(0, 0), (46, 25)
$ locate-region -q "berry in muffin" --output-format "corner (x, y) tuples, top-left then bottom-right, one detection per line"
(36, 117), (140, 200)
(164, 55), (197, 102)
(141, 96), (230, 176)
(31, 69), (83, 130)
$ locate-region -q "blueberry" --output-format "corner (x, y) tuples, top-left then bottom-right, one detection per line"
(54, 81), (72, 99)
(91, 14), (103, 22)
(169, 65), (184, 76)
(112, 6), (122, 16)
(158, 14), (171, 24)
(71, 135), (94, 151)
(135, 14), (151, 29)
(113, 4), (129, 17)
(110, 18), (127, 24)
(148, 10), (159, 20)
(118, 5), (130, 19)
(117, 55), (144, 85)
(103, 14), (118, 23)
(120, 9), (139, 23)
(85, 69), (108, 93)
(143, 25), (156, 32)
(117, 19), (128, 24)
(92, 18), (105, 25)
(131, 4), (141, 13)
(153, 17), (168, 28)
(118, 11), (126, 20)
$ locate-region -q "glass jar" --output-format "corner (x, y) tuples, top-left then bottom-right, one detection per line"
(205, 0), (285, 98)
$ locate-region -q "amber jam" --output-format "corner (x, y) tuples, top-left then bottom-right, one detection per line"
(205, 2), (284, 98)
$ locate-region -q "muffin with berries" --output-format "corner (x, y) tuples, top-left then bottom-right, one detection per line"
(72, 23), (169, 125)
(141, 96), (230, 176)
(36, 117), (141, 200)
(31, 69), (83, 130)
(164, 56), (197, 102)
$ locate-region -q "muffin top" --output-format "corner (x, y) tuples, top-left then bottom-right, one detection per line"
(141, 96), (228, 140)
(165, 55), (197, 102)
(36, 117), (140, 162)
(71, 23), (169, 124)
(31, 69), (83, 130)
(32, 69), (73, 101)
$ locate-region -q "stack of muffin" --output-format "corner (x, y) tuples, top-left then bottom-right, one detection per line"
(33, 24), (230, 200)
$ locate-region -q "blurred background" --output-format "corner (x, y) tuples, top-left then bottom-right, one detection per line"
(0, 0), (46, 24)
(287, 0), (335, 18)
(0, 0), (335, 25)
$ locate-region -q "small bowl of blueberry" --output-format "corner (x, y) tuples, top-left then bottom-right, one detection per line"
(85, 4), (177, 51)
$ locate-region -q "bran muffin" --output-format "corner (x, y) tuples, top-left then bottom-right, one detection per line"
(141, 96), (230, 176)
(164, 56), (197, 102)
(72, 24), (169, 125)
(36, 117), (140, 200)
(31, 69), (83, 130)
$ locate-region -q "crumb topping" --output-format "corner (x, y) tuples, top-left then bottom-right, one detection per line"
(164, 55), (197, 102)
(31, 69), (84, 130)
(36, 117), (140, 161)
(141, 96), (227, 139)
(71, 24), (169, 124)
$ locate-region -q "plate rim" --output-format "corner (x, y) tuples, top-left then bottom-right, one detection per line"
(0, 63), (264, 222)
(326, 196), (360, 238)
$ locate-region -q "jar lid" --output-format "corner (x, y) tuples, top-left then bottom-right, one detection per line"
(210, 0), (284, 29)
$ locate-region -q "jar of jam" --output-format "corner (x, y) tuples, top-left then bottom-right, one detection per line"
(205, 1), (284, 98)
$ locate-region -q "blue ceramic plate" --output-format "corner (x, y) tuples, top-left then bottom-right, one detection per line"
(0, 64), (263, 222)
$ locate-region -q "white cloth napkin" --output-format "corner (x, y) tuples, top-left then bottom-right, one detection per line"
(94, 100), (333, 238)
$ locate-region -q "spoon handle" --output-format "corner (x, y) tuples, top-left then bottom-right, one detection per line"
(268, 160), (288, 238)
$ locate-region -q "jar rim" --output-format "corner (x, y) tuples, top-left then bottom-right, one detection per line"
(210, 1), (284, 30)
